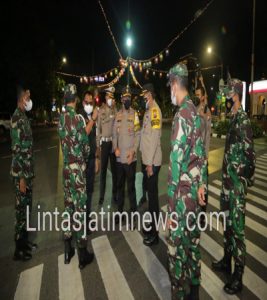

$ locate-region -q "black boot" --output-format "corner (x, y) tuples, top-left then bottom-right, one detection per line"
(78, 247), (94, 269)
(23, 232), (38, 251)
(189, 284), (200, 300)
(224, 264), (243, 295)
(13, 239), (32, 261)
(212, 251), (232, 274)
(143, 234), (159, 246)
(64, 238), (75, 264)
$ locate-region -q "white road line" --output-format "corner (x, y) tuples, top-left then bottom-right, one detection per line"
(254, 179), (267, 188)
(14, 264), (43, 300)
(58, 253), (85, 300)
(158, 223), (238, 300)
(92, 235), (134, 300)
(257, 157), (267, 162)
(122, 228), (171, 300)
(47, 145), (57, 150)
(207, 195), (267, 238)
(1, 155), (11, 159)
(34, 149), (41, 153)
(201, 232), (267, 300)
(209, 184), (267, 220)
(255, 173), (267, 181)
(213, 180), (267, 208)
(256, 163), (267, 170)
(256, 168), (267, 175)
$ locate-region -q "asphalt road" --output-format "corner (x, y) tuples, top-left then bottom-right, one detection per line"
(0, 126), (267, 300)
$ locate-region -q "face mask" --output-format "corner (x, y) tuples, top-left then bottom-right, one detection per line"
(192, 96), (200, 107)
(123, 99), (131, 110)
(171, 89), (177, 106)
(62, 105), (66, 112)
(107, 98), (113, 107)
(25, 99), (33, 111)
(145, 100), (149, 110)
(84, 104), (93, 115)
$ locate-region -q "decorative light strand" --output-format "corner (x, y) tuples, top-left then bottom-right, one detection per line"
(98, 0), (123, 59)
(129, 65), (142, 88)
(97, 68), (126, 88)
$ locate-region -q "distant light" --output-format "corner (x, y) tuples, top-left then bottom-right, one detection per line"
(207, 47), (212, 54)
(62, 57), (67, 64)
(211, 87), (214, 91)
(212, 74), (216, 78)
(126, 20), (131, 30)
(126, 37), (133, 48)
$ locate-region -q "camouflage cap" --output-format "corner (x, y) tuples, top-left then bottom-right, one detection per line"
(64, 84), (77, 103)
(224, 78), (243, 98)
(167, 63), (188, 85)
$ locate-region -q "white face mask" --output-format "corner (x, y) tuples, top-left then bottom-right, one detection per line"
(62, 105), (66, 112)
(171, 89), (177, 106)
(84, 104), (93, 115)
(145, 100), (149, 110)
(107, 98), (113, 107)
(25, 99), (33, 111)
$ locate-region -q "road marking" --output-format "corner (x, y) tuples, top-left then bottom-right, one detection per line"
(256, 163), (267, 169)
(34, 149), (41, 153)
(1, 155), (11, 159)
(207, 195), (267, 238)
(213, 180), (267, 208)
(201, 232), (267, 300)
(209, 184), (267, 221)
(122, 228), (171, 300)
(158, 221), (239, 300)
(256, 168), (267, 175)
(47, 145), (57, 150)
(255, 173), (267, 181)
(58, 253), (85, 300)
(254, 178), (267, 188)
(92, 235), (134, 300)
(14, 264), (43, 300)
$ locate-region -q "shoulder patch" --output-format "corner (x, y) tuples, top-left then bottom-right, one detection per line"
(151, 107), (161, 129)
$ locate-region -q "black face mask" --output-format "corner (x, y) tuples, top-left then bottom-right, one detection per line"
(123, 99), (131, 110)
(192, 96), (200, 107)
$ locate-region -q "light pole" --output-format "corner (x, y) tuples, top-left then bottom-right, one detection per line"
(126, 36), (133, 85)
(206, 46), (223, 79)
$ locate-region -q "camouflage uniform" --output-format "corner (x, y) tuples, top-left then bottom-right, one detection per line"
(221, 104), (255, 268)
(10, 107), (34, 241)
(167, 64), (207, 299)
(58, 95), (90, 248)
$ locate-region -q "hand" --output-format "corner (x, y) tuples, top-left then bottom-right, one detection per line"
(92, 108), (98, 121)
(198, 186), (206, 206)
(95, 158), (100, 174)
(127, 150), (134, 165)
(19, 178), (27, 194)
(115, 148), (120, 157)
(146, 165), (153, 177)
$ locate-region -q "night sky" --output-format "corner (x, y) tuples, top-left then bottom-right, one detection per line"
(1, 0), (266, 109)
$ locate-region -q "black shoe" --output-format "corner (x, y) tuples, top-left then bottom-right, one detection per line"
(143, 235), (159, 246)
(98, 198), (104, 206)
(224, 264), (243, 295)
(189, 284), (200, 300)
(25, 241), (38, 252)
(78, 248), (94, 270)
(64, 238), (75, 264)
(115, 214), (126, 225)
(212, 252), (232, 274)
(138, 196), (147, 208)
(13, 239), (32, 261)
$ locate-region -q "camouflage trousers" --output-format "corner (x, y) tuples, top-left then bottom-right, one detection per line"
(167, 192), (201, 300)
(63, 163), (87, 248)
(221, 175), (246, 267)
(13, 177), (33, 241)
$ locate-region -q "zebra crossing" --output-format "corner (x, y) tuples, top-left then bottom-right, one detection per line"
(11, 153), (267, 300)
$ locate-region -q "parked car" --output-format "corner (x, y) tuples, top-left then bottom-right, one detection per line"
(0, 112), (11, 135)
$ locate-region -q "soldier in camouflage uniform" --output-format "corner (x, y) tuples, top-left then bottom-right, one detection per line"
(113, 86), (140, 224)
(167, 63), (207, 300)
(212, 79), (255, 295)
(11, 87), (36, 261)
(58, 84), (94, 269)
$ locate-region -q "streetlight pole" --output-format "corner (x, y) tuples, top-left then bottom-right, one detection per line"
(250, 0), (256, 116)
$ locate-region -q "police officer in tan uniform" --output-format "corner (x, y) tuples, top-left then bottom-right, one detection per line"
(97, 86), (117, 205)
(113, 86), (140, 222)
(140, 83), (162, 246)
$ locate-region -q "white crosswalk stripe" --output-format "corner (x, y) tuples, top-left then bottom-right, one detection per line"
(92, 235), (134, 300)
(58, 253), (85, 300)
(213, 179), (267, 208)
(209, 184), (267, 220)
(14, 264), (43, 300)
(122, 228), (171, 300)
(201, 232), (267, 300)
(256, 168), (267, 175)
(254, 178), (267, 188)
